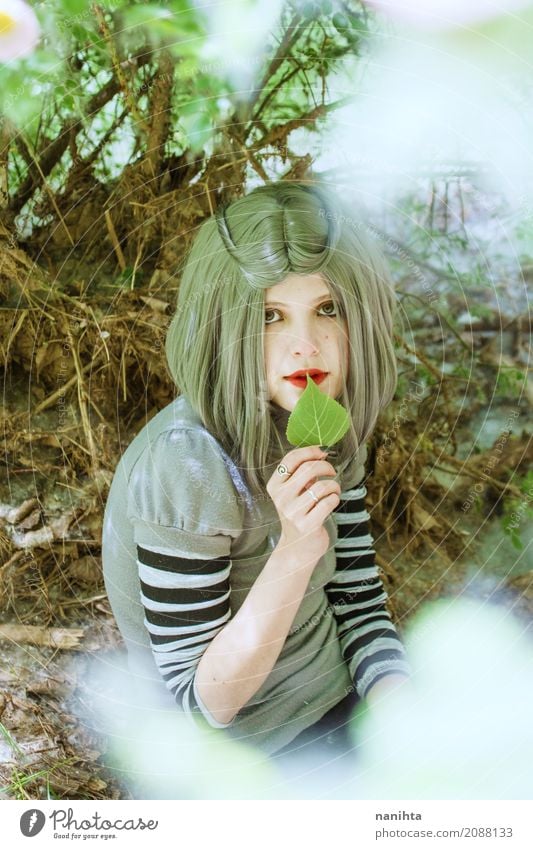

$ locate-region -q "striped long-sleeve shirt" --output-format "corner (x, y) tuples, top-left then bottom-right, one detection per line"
(329, 482), (411, 698)
(137, 484), (410, 733)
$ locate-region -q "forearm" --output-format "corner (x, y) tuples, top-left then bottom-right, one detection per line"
(195, 538), (318, 725)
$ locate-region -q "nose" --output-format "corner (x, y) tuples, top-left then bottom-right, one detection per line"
(290, 324), (320, 357)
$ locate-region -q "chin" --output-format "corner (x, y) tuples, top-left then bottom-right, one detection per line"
(272, 398), (294, 413)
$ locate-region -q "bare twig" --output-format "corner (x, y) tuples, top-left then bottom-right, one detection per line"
(223, 128), (270, 183)
(93, 5), (150, 136)
(19, 139), (75, 247)
(143, 49), (175, 178)
(104, 209), (126, 270)
(0, 499), (39, 525)
(254, 96), (353, 149)
(32, 361), (93, 416)
(371, 225), (459, 282)
(245, 10), (306, 121)
(0, 116), (10, 212)
(0, 625), (84, 650)
(432, 457), (523, 498)
(66, 326), (98, 473)
(251, 60), (306, 126)
(8, 508), (78, 549)
(396, 290), (472, 352)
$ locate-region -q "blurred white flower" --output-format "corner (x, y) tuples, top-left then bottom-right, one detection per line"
(0, 0), (40, 61)
(368, 0), (531, 31)
(318, 21), (533, 211)
(345, 594), (533, 798)
(78, 649), (281, 799)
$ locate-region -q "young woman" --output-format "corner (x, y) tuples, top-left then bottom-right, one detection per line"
(101, 181), (410, 767)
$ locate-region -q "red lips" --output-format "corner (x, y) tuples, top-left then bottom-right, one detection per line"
(284, 369), (328, 387)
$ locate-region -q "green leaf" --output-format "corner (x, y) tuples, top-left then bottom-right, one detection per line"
(122, 5), (177, 32)
(2, 89), (43, 134)
(509, 529), (524, 551)
(332, 12), (349, 33)
(59, 0), (89, 15)
(285, 374), (350, 448)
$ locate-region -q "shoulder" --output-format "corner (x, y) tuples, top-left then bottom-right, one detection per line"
(126, 425), (246, 534)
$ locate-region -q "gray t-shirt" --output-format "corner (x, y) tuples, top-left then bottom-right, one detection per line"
(101, 393), (409, 755)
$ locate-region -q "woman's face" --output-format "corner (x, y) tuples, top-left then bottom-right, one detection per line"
(264, 273), (349, 413)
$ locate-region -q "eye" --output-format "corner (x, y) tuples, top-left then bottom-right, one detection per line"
(264, 308), (280, 325)
(318, 300), (338, 317)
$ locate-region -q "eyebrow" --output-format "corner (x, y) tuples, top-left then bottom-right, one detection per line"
(264, 293), (333, 308)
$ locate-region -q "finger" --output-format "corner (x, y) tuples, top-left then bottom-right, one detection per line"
(279, 445), (328, 474)
(296, 480), (340, 517)
(303, 491), (341, 523)
(302, 479), (340, 503)
(288, 459), (337, 490)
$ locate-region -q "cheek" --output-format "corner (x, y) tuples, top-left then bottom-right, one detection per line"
(263, 335), (276, 375)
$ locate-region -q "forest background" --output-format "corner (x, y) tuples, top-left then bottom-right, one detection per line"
(0, 0), (531, 800)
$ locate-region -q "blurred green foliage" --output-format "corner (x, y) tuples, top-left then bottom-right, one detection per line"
(0, 0), (369, 183)
(502, 470), (533, 551)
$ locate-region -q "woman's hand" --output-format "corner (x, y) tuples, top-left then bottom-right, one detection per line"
(266, 445), (340, 563)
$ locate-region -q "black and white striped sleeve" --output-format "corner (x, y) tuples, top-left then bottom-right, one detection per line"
(328, 482), (411, 699)
(126, 426), (245, 731)
(136, 541), (235, 729)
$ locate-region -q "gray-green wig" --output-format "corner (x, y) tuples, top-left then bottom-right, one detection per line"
(165, 182), (397, 499)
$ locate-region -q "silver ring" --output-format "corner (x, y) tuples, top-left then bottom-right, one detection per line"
(277, 463), (291, 477)
(308, 487), (319, 503)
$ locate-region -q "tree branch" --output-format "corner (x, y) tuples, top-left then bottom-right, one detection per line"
(93, 4), (150, 135)
(8, 53), (152, 214)
(0, 116), (11, 214)
(254, 96), (351, 149)
(143, 49), (175, 180)
(251, 61), (305, 125)
(246, 11), (306, 116)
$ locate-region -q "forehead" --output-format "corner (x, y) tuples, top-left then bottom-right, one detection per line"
(265, 273), (331, 306)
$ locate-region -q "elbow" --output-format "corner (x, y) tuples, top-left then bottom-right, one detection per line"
(193, 671), (239, 727)
(209, 704), (238, 726)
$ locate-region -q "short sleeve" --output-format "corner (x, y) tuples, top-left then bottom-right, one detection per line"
(126, 427), (245, 557)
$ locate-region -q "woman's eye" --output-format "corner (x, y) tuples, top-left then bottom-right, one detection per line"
(264, 309), (279, 325)
(319, 301), (338, 316)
